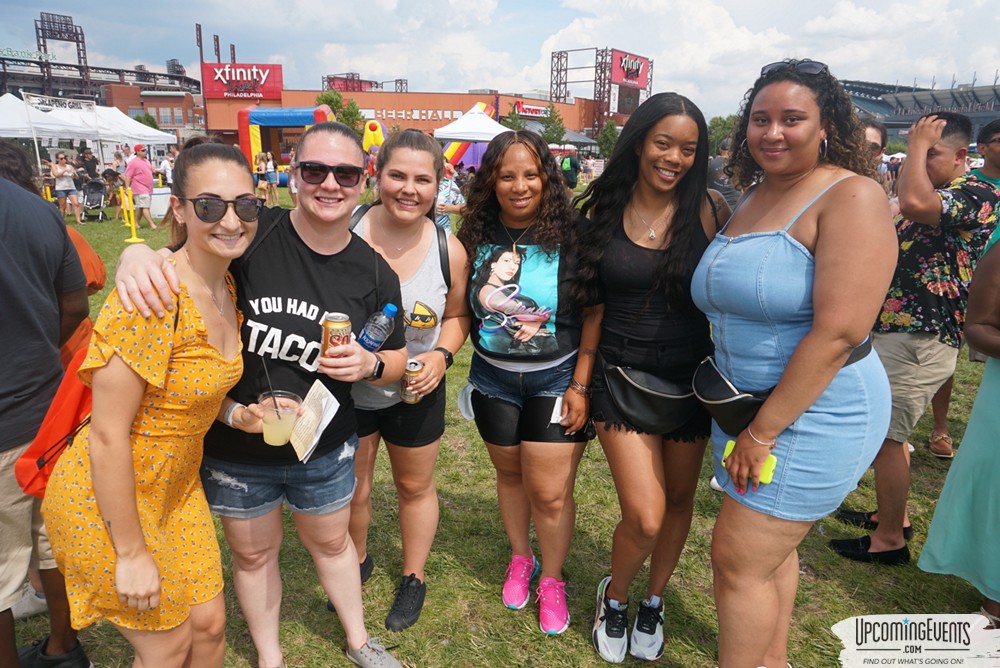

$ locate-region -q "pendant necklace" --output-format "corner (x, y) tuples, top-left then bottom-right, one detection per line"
(183, 247), (226, 316)
(501, 219), (533, 254)
(630, 201), (661, 241)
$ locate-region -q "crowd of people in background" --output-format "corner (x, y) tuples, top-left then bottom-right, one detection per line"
(4, 57), (1000, 668)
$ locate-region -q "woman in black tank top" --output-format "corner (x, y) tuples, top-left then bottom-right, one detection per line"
(570, 93), (732, 663)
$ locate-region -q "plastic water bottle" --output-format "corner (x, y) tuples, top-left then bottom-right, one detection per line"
(357, 304), (397, 352)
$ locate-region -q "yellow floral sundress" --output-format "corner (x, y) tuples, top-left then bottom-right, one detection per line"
(43, 280), (242, 631)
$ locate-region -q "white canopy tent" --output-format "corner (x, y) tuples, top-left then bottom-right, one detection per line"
(0, 93), (176, 146)
(0, 93), (90, 139)
(433, 108), (509, 143)
(0, 93), (176, 176)
(45, 105), (177, 145)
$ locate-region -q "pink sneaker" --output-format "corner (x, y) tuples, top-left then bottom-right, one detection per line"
(537, 577), (570, 635)
(502, 553), (540, 610)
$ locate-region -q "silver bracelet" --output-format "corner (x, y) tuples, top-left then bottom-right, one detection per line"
(747, 425), (777, 449)
(222, 402), (244, 429)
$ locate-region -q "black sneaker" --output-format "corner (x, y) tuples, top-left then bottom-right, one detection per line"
(327, 553), (376, 612)
(360, 553), (375, 584)
(17, 636), (93, 668)
(385, 574), (426, 632)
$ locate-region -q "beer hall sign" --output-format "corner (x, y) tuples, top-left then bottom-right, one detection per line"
(201, 63), (283, 100)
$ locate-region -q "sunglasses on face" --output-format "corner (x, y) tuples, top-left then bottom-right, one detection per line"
(296, 161), (364, 187)
(178, 196), (263, 223)
(760, 59), (829, 76)
(870, 142), (883, 153)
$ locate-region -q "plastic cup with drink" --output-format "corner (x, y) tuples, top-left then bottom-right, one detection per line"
(258, 390), (302, 446)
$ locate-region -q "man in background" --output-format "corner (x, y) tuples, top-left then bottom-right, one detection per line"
(0, 170), (90, 668)
(560, 150), (580, 192)
(831, 112), (999, 564)
(124, 144), (156, 230)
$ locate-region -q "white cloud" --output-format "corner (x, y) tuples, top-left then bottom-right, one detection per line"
(3, 0), (997, 121)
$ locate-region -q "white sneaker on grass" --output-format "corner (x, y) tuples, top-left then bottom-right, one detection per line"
(12, 581), (47, 620)
(592, 576), (629, 663)
(630, 597), (665, 661)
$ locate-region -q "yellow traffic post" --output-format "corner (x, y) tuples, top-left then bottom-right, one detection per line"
(120, 185), (131, 227)
(123, 186), (144, 244)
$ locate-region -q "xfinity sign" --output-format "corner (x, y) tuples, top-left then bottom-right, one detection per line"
(201, 62), (283, 100)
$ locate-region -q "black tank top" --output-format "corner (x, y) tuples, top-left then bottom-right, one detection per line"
(598, 217), (712, 346)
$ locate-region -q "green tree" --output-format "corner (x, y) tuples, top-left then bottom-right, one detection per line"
(886, 140), (907, 156)
(502, 104), (526, 131)
(597, 119), (619, 159)
(538, 104), (566, 146)
(707, 114), (738, 154)
(338, 99), (365, 135)
(315, 90), (364, 136)
(134, 112), (159, 130)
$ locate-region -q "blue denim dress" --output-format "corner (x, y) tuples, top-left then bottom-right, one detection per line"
(691, 180), (890, 521)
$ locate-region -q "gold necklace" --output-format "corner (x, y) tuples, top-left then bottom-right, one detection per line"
(500, 220), (533, 254)
(183, 247), (226, 316)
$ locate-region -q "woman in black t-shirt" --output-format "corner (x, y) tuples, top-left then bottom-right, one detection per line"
(571, 93), (731, 663)
(456, 130), (594, 636)
(114, 122), (407, 668)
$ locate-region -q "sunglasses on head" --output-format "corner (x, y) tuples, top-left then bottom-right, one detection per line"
(760, 59), (829, 76)
(296, 161), (364, 187)
(178, 196), (263, 223)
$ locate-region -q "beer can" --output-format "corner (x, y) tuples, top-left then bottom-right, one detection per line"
(322, 313), (352, 352)
(400, 359), (424, 404)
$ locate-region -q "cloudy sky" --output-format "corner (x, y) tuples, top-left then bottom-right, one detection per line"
(2, 0), (997, 120)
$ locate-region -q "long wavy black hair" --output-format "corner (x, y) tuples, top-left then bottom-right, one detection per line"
(571, 92), (710, 310)
(727, 59), (874, 189)
(456, 130), (575, 258)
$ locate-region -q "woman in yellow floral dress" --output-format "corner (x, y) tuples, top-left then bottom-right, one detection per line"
(43, 138), (261, 668)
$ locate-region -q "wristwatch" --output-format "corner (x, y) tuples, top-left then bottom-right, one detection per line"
(364, 353), (385, 381)
(434, 347), (454, 369)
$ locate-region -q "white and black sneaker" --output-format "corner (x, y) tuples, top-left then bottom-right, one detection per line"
(592, 576), (629, 663)
(629, 596), (665, 661)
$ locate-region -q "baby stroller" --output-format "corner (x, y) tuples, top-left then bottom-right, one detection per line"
(81, 179), (107, 221)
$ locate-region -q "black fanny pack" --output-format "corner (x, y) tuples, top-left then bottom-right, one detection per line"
(692, 337), (873, 437)
(602, 360), (700, 435)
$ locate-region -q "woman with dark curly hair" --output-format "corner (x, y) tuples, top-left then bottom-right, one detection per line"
(571, 92), (731, 663)
(690, 60), (897, 667)
(456, 130), (592, 636)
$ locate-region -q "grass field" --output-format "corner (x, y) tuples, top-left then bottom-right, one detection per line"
(15, 191), (986, 667)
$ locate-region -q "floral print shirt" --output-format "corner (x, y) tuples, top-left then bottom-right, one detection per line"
(875, 174), (1000, 348)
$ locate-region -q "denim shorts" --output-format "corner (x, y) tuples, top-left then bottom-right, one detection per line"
(468, 353), (591, 446)
(54, 189), (75, 198)
(200, 436), (358, 519)
(468, 352), (575, 408)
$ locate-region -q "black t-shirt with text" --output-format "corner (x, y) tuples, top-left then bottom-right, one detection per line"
(204, 208), (405, 465)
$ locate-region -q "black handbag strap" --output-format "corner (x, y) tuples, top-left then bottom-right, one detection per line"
(351, 203), (451, 289)
(843, 337), (872, 367)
